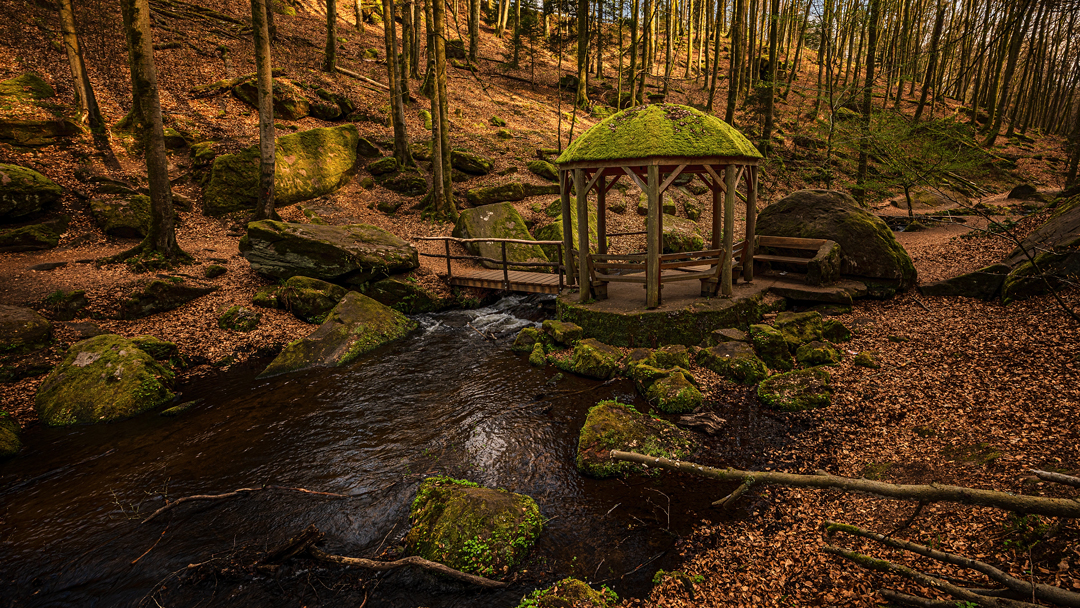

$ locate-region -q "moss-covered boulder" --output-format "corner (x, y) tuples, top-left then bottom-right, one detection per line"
(365, 275), (449, 313)
(379, 170), (428, 197)
(534, 202), (599, 263)
(517, 577), (619, 608)
(116, 277), (218, 319)
(757, 367), (832, 411)
(465, 182), (526, 206)
(853, 351), (880, 368)
(564, 338), (623, 379)
(90, 194), (151, 238)
(405, 477), (542, 578)
(651, 344), (691, 369)
(700, 327), (748, 347)
(0, 163), (62, 222)
(0, 118), (81, 147)
(646, 371), (702, 413)
(576, 401), (698, 478)
(367, 156), (399, 176)
(756, 189), (917, 289)
(35, 334), (175, 426)
(542, 319), (583, 345)
(451, 149), (494, 175)
(821, 319), (851, 342)
(526, 160), (558, 181)
(130, 335), (179, 361)
(999, 196), (1080, 304)
(529, 342), (546, 366)
(0, 305), (52, 352)
(252, 285), (281, 308)
(512, 326), (547, 353)
(775, 311), (824, 350)
(40, 289), (88, 321)
(232, 76), (309, 120)
(0, 416), (20, 456)
(204, 125), (362, 214)
(638, 194), (677, 216)
(452, 202), (549, 270)
(794, 340), (841, 367)
(0, 223), (62, 252)
(259, 291), (416, 377)
(749, 323), (791, 371)
(697, 342), (768, 385)
(240, 220), (419, 285)
(684, 199), (702, 221)
(204, 264), (227, 278)
(218, 305), (262, 331)
(662, 213), (704, 253)
(0, 73), (55, 100)
(278, 275), (347, 323)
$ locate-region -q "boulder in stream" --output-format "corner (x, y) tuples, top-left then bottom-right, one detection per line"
(576, 400), (698, 478)
(0, 417), (20, 457)
(405, 476), (542, 578)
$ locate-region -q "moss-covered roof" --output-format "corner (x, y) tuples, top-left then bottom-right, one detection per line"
(556, 103), (763, 165)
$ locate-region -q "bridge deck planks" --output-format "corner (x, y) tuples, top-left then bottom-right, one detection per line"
(450, 269), (563, 294)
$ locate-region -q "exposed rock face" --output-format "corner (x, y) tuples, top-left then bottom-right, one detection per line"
(90, 195), (151, 238)
(452, 203), (549, 270)
(774, 311), (824, 350)
(405, 477), (542, 579)
(0, 223), (62, 252)
(259, 291), (416, 377)
(526, 160), (558, 181)
(364, 276), (450, 313)
(232, 76), (309, 120)
(1000, 195), (1080, 304)
(542, 320), (583, 345)
(757, 189), (917, 289)
(203, 125), (362, 214)
(0, 163), (62, 221)
(240, 220), (419, 285)
(0, 118), (81, 147)
(920, 264), (1011, 300)
(0, 305), (52, 351)
(116, 278), (218, 319)
(465, 183), (526, 206)
(749, 323), (792, 371)
(575, 400), (698, 478)
(35, 334), (175, 426)
(278, 275), (348, 323)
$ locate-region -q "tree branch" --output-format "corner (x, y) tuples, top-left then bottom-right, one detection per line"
(307, 546), (507, 588)
(1032, 469), (1080, 489)
(141, 486), (346, 523)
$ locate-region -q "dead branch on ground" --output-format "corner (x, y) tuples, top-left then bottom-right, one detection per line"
(307, 546), (507, 588)
(141, 485), (346, 524)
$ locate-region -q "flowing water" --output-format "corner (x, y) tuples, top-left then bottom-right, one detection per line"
(0, 296), (736, 608)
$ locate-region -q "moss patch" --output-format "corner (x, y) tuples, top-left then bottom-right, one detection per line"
(405, 477), (542, 579)
(542, 320), (583, 345)
(646, 371), (702, 413)
(794, 340), (842, 367)
(452, 202), (548, 270)
(0, 417), (21, 456)
(517, 577), (619, 608)
(697, 342), (768, 385)
(562, 338), (623, 379)
(750, 323), (792, 371)
(218, 305), (261, 331)
(757, 367), (832, 411)
(576, 400), (698, 478)
(0, 162), (63, 221)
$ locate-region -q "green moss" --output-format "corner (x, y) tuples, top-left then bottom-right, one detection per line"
(0, 417), (21, 456)
(90, 194), (151, 238)
(650, 344), (691, 369)
(35, 334), (175, 426)
(278, 275), (347, 323)
(451, 149), (494, 175)
(853, 351), (879, 368)
(566, 338), (623, 379)
(368, 156), (399, 176)
(821, 319), (851, 342)
(364, 276), (451, 314)
(697, 342), (768, 385)
(542, 320), (583, 345)
(252, 285), (281, 308)
(0, 223), (61, 252)
(662, 214), (704, 253)
(750, 324), (792, 371)
(512, 326), (546, 353)
(794, 340), (841, 367)
(576, 400), (698, 478)
(517, 577), (619, 608)
(757, 367), (832, 411)
(556, 103), (762, 164)
(0, 73), (55, 100)
(453, 202), (548, 269)
(204, 264), (227, 278)
(405, 477), (542, 578)
(526, 160), (558, 181)
(775, 311), (824, 350)
(218, 305), (261, 331)
(131, 335), (179, 360)
(646, 371), (702, 413)
(529, 342), (547, 366)
(0, 163), (63, 220)
(534, 202), (600, 263)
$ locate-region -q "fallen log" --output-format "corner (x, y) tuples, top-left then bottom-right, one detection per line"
(608, 451), (1080, 518)
(335, 66), (390, 91)
(308, 546), (507, 588)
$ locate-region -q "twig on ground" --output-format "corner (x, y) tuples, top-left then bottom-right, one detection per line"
(132, 525), (168, 564)
(141, 486), (346, 524)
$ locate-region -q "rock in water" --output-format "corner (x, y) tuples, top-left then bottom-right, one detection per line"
(203, 125), (362, 215)
(240, 220), (419, 285)
(0, 163), (62, 221)
(405, 477), (542, 578)
(35, 334), (175, 426)
(452, 203), (548, 270)
(259, 291), (416, 377)
(756, 189), (917, 289)
(575, 400), (698, 478)
(0, 417), (20, 456)
(364, 276), (449, 314)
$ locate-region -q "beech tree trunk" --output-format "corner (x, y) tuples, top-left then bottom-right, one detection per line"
(983, 0), (1034, 146)
(432, 0), (454, 218)
(324, 0), (337, 72)
(383, 0), (414, 167)
(912, 1), (944, 122)
(724, 0), (743, 124)
(468, 0), (480, 63)
(854, 0), (879, 204)
(58, 0), (105, 134)
(759, 0), (779, 155)
(576, 0), (589, 108)
(251, 0), (277, 221)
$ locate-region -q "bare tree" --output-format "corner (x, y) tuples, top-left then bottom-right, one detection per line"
(251, 0), (277, 222)
(324, 0), (337, 72)
(58, 0), (105, 134)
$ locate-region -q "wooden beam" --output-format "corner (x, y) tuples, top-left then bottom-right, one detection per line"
(584, 169), (604, 196)
(558, 155), (762, 171)
(658, 164), (688, 195)
(597, 175), (608, 255)
(711, 165), (723, 249)
(621, 166), (647, 191)
(574, 168), (591, 302)
(602, 173), (622, 193)
(722, 165), (736, 296)
(647, 164), (661, 309)
(743, 166), (758, 282)
(560, 170), (575, 286)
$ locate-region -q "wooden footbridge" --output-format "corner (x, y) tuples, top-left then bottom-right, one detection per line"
(414, 236), (568, 294)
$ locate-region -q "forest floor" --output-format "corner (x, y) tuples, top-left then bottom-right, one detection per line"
(0, 0), (1078, 606)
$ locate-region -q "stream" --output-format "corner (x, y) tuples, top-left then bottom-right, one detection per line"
(0, 295), (759, 607)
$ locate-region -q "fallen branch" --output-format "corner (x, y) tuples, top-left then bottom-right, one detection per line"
(259, 524), (323, 565)
(608, 451), (1080, 518)
(142, 486), (346, 524)
(132, 525), (168, 564)
(308, 546), (507, 588)
(1033, 469), (1080, 489)
(824, 521), (1080, 608)
(335, 66), (390, 91)
(712, 479), (754, 509)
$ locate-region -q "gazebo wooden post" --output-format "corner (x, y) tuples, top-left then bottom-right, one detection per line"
(743, 165), (757, 282)
(646, 164), (662, 308)
(711, 163), (723, 250)
(722, 164), (736, 296)
(559, 169), (575, 286)
(574, 168), (591, 302)
(596, 173), (607, 255)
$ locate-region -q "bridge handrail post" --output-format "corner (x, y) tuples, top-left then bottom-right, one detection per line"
(557, 243), (564, 291)
(445, 239), (453, 280)
(501, 241), (510, 290)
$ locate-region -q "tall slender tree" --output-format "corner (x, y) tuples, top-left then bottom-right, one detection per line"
(760, 0), (779, 155)
(383, 0), (414, 167)
(912, 1), (945, 122)
(58, 0), (105, 134)
(324, 0), (337, 72)
(854, 0), (880, 204)
(982, 0), (1035, 146)
(576, 0), (590, 108)
(251, 0), (277, 221)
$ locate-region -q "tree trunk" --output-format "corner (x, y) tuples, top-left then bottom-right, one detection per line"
(912, 0), (944, 122)
(58, 0), (105, 134)
(383, 0), (414, 167)
(251, 0), (277, 222)
(432, 0), (455, 217)
(469, 0), (480, 62)
(782, 0), (810, 99)
(324, 0), (337, 71)
(759, 0), (778, 155)
(354, 0), (363, 30)
(724, 0), (742, 124)
(854, 0), (879, 205)
(119, 0), (181, 259)
(576, 0), (589, 108)
(628, 0), (639, 104)
(982, 0), (1035, 146)
(401, 0), (414, 82)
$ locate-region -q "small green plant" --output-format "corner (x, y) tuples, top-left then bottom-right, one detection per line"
(1002, 514), (1051, 552)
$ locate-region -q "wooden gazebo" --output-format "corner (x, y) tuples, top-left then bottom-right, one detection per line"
(554, 103), (764, 309)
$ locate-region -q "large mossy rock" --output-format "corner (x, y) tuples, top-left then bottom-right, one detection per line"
(662, 213), (704, 253)
(794, 340), (841, 366)
(378, 170), (428, 197)
(520, 577), (619, 608)
(749, 323), (792, 371)
(0, 223), (61, 251)
(756, 189), (917, 289)
(204, 125), (362, 215)
(0, 118), (81, 147)
(452, 203), (549, 269)
(1000, 194), (1080, 304)
(533, 202), (599, 263)
(526, 160), (558, 181)
(0, 163), (62, 221)
(0, 73), (55, 100)
(697, 341), (768, 385)
(278, 275), (347, 323)
(0, 417), (20, 456)
(35, 334), (175, 426)
(645, 371), (702, 413)
(365, 275), (450, 313)
(512, 326), (548, 353)
(563, 338), (623, 379)
(405, 477), (542, 579)
(232, 76), (309, 120)
(240, 220), (419, 285)
(465, 182), (526, 206)
(90, 195), (150, 238)
(450, 149), (494, 175)
(576, 400), (698, 478)
(774, 311), (824, 350)
(116, 278), (218, 319)
(757, 367), (832, 411)
(259, 291), (416, 377)
(0, 305), (52, 352)
(542, 319), (583, 345)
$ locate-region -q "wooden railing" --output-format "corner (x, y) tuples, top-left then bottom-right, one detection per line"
(577, 240), (747, 298)
(413, 236), (566, 292)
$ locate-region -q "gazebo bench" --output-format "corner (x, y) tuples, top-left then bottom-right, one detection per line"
(582, 241), (747, 299)
(753, 236), (841, 285)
